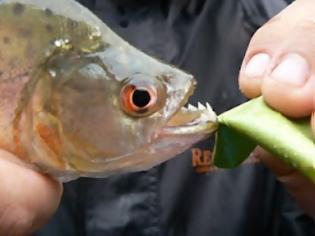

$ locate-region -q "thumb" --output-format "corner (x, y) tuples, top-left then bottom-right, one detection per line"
(0, 150), (63, 235)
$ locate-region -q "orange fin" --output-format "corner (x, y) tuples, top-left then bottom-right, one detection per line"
(36, 122), (61, 156)
(35, 112), (65, 169)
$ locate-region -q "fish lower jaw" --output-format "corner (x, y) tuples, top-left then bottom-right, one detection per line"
(161, 101), (218, 136)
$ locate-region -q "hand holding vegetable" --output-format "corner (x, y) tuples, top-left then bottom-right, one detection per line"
(238, 0), (315, 219)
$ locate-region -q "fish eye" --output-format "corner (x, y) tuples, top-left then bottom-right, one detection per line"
(132, 89), (151, 108)
(120, 83), (158, 117)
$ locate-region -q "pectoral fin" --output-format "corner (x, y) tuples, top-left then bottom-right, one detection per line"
(34, 112), (65, 169)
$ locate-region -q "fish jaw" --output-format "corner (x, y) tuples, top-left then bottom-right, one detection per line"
(141, 100), (218, 168)
(115, 86), (219, 173)
(115, 106), (218, 175)
(161, 101), (218, 136)
(150, 73), (218, 156)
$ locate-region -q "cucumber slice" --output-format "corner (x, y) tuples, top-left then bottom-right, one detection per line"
(213, 97), (315, 182)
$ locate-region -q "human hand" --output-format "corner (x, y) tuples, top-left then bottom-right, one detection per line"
(239, 0), (315, 219)
(0, 150), (62, 236)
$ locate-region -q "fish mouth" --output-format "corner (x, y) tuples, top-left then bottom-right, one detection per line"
(161, 101), (218, 136)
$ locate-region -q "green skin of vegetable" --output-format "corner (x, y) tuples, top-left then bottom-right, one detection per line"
(213, 97), (315, 183)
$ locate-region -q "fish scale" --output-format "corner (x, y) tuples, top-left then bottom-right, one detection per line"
(0, 1), (102, 160)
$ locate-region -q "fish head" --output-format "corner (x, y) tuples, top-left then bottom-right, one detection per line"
(35, 43), (217, 176)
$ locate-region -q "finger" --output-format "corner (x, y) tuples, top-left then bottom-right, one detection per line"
(254, 147), (315, 219)
(239, 0), (315, 118)
(254, 147), (295, 178)
(239, 53), (269, 98)
(0, 150), (63, 236)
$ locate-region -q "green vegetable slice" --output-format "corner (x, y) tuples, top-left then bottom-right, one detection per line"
(213, 97), (315, 182)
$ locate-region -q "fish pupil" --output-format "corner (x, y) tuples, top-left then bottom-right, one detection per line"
(132, 90), (151, 108)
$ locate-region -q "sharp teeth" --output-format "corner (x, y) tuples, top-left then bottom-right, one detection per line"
(184, 102), (214, 113)
(206, 102), (212, 111)
(198, 102), (206, 110)
(187, 104), (197, 111)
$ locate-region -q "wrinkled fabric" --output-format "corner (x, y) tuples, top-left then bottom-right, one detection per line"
(34, 0), (315, 235)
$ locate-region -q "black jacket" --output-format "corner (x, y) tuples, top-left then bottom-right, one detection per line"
(35, 0), (315, 235)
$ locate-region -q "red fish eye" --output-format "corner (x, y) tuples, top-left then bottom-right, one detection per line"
(121, 84), (157, 116)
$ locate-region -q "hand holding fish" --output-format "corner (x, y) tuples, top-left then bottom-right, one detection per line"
(0, 150), (62, 235)
(239, 0), (315, 219)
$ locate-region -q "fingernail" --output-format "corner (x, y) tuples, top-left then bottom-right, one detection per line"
(270, 54), (309, 86)
(243, 53), (270, 77)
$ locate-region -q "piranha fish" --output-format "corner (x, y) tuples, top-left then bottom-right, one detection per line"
(0, 0), (217, 180)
